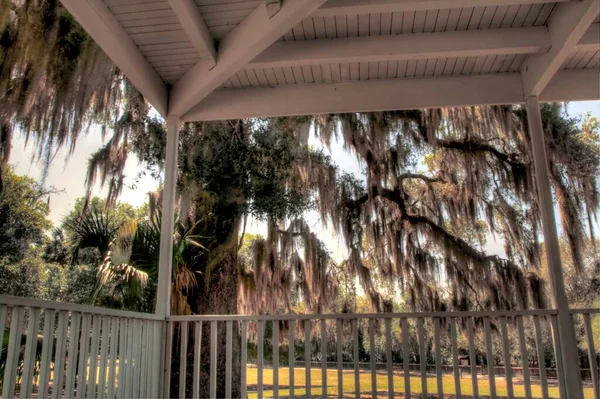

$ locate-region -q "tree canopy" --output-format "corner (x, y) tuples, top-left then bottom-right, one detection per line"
(0, 165), (52, 262)
(0, 1), (598, 319)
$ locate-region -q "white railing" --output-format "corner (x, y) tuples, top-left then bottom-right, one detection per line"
(0, 295), (162, 399)
(167, 309), (600, 399)
(0, 294), (598, 399)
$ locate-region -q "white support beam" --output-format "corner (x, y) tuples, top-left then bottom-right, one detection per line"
(521, 0), (599, 97)
(577, 22), (600, 52)
(251, 27), (549, 69)
(169, 0), (328, 117)
(156, 116), (180, 317)
(59, 0), (168, 117)
(168, 0), (216, 63)
(182, 70), (598, 121)
(526, 96), (584, 398)
(313, 0), (570, 17)
(266, 0), (282, 17)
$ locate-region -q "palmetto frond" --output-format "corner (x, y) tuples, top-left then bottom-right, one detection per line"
(93, 220), (151, 310)
(63, 207), (119, 263)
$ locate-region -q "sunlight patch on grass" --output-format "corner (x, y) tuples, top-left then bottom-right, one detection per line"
(246, 366), (596, 399)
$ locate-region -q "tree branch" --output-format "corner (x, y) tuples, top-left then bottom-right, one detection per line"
(437, 139), (526, 168)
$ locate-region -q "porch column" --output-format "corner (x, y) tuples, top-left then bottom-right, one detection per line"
(526, 96), (583, 397)
(156, 115), (181, 317)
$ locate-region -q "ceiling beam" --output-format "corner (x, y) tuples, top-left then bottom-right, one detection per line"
(577, 22), (600, 52)
(520, 0), (599, 97)
(251, 27), (549, 69)
(183, 70), (598, 121)
(59, 0), (168, 116)
(168, 0), (328, 117)
(250, 23), (599, 69)
(168, 0), (216, 63)
(266, 0), (282, 17)
(313, 0), (570, 17)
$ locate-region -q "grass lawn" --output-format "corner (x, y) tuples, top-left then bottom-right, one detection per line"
(246, 366), (597, 399)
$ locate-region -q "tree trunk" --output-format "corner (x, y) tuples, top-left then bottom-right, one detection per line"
(169, 244), (242, 398)
(169, 211), (243, 398)
(197, 242), (242, 399)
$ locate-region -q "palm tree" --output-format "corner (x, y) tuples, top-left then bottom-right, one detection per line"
(2, 2), (599, 396)
(63, 192), (207, 314)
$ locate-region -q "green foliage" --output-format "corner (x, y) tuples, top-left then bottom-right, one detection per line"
(0, 250), (95, 304)
(62, 197), (137, 263)
(0, 166), (52, 262)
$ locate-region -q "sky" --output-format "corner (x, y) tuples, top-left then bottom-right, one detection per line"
(10, 100), (600, 261)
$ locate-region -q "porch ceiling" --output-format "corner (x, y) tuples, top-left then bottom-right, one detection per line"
(60, 0), (599, 120)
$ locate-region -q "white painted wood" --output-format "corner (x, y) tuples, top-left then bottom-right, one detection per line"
(131, 319), (142, 398)
(517, 317), (533, 399)
(3, 307), (24, 398)
(484, 317), (497, 399)
(226, 320), (233, 398)
(273, 320), (279, 398)
(210, 320), (217, 399)
(314, 0), (570, 17)
(434, 318), (444, 398)
(21, 308), (41, 399)
(521, 0), (599, 96)
(58, 0), (167, 116)
(139, 320), (149, 399)
(192, 321), (202, 399)
(251, 26), (548, 69)
(336, 319), (343, 399)
(533, 316), (550, 399)
(288, 320), (295, 399)
(64, 312), (82, 399)
(116, 318), (128, 399)
(169, 0), (328, 116)
(39, 310), (56, 398)
(526, 96), (585, 398)
(167, 308), (559, 322)
(549, 316), (567, 399)
(163, 321), (174, 398)
(98, 316), (111, 398)
(321, 319), (327, 399)
(401, 318), (411, 398)
(183, 70), (599, 121)
(500, 317), (514, 399)
(76, 314), (91, 399)
(156, 116), (180, 318)
(466, 318), (479, 399)
(304, 319), (311, 398)
(53, 310), (69, 399)
(0, 306), (6, 368)
(352, 319), (360, 398)
(450, 318), (462, 399)
(385, 318), (394, 399)
(0, 295), (163, 321)
(179, 321), (188, 399)
(417, 318), (428, 399)
(107, 317), (119, 399)
(124, 317), (135, 399)
(168, 0), (215, 62)
(151, 320), (162, 398)
(267, 0), (282, 17)
(87, 314), (101, 399)
(583, 314), (599, 399)
(369, 318), (376, 399)
(578, 22), (600, 52)
(258, 320), (265, 397)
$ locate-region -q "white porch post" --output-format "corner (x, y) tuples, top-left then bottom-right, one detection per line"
(155, 116), (180, 398)
(156, 115), (180, 317)
(526, 96), (583, 397)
